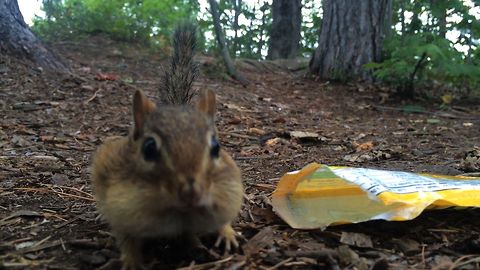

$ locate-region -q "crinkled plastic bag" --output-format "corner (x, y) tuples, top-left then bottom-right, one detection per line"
(272, 163), (480, 229)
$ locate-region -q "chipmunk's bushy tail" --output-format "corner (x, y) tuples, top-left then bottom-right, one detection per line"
(160, 22), (198, 105)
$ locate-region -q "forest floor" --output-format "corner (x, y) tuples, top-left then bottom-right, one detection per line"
(1, 36), (480, 270)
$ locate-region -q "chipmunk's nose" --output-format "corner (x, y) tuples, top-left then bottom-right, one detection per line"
(179, 177), (202, 206)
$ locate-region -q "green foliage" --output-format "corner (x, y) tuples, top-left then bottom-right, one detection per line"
(202, 0), (273, 59)
(33, 0), (199, 44)
(33, 0), (320, 60)
(301, 0), (322, 56)
(366, 33), (480, 97)
(30, 0), (480, 100)
(365, 0), (480, 99)
(200, 0), (320, 59)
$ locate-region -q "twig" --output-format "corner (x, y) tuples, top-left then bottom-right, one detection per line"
(84, 88), (102, 104)
(31, 235), (52, 249)
(372, 105), (479, 120)
(9, 187), (95, 201)
(176, 256), (233, 270)
(405, 52), (427, 97)
(266, 258), (293, 270)
(226, 260), (246, 270)
(218, 131), (257, 140)
(54, 216), (81, 229)
(284, 249), (338, 259)
(16, 240), (62, 254)
(458, 172), (480, 177)
(48, 190), (95, 201)
(450, 255), (480, 270)
(69, 239), (103, 249)
(235, 156), (272, 160)
(41, 184), (94, 199)
(421, 244), (426, 267)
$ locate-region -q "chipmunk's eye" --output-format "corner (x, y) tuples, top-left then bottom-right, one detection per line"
(142, 137), (159, 161)
(210, 136), (220, 159)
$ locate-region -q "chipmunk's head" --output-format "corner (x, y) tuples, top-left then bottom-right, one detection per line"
(130, 90), (220, 208)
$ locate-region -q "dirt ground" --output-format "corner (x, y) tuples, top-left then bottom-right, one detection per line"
(1, 36), (480, 270)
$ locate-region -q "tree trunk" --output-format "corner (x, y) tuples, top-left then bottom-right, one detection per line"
(400, 0), (405, 43)
(267, 0), (301, 60)
(0, 0), (68, 72)
(231, 0), (241, 57)
(431, 0), (447, 38)
(309, 0), (391, 81)
(384, 0), (393, 37)
(208, 0), (249, 86)
(256, 2), (268, 58)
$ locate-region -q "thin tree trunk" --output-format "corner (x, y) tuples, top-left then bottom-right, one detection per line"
(431, 0), (447, 38)
(243, 6), (256, 58)
(256, 2), (267, 58)
(267, 0), (302, 60)
(400, 0), (405, 44)
(231, 0), (241, 56)
(309, 0), (391, 81)
(0, 0), (68, 72)
(208, 0), (249, 86)
(409, 2), (422, 33)
(384, 0), (393, 37)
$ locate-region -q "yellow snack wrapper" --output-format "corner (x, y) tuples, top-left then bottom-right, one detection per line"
(271, 163), (480, 229)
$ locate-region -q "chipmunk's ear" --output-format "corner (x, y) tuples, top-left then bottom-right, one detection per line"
(133, 90), (156, 139)
(196, 89), (216, 119)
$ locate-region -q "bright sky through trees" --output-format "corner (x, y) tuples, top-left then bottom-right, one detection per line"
(17, 0), (480, 54)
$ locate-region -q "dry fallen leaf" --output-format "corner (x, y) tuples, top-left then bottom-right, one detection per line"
(248, 127), (266, 136)
(290, 131), (319, 140)
(354, 141), (374, 152)
(272, 117), (287, 124)
(11, 135), (31, 147)
(228, 117), (242, 125)
(266, 137), (282, 146)
(95, 72), (118, 81)
(242, 227), (275, 255)
(340, 232), (373, 248)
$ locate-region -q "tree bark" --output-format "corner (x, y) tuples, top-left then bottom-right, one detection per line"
(309, 0), (391, 81)
(0, 0), (68, 72)
(208, 0), (249, 86)
(267, 0), (302, 60)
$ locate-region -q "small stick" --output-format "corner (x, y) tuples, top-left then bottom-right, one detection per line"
(16, 240), (62, 254)
(84, 89), (102, 104)
(266, 258), (293, 270)
(450, 255), (480, 270)
(10, 187), (95, 201)
(218, 131), (257, 140)
(43, 184), (94, 199)
(50, 190), (95, 201)
(54, 216), (81, 229)
(31, 235), (52, 249)
(176, 256), (233, 270)
(458, 172), (480, 177)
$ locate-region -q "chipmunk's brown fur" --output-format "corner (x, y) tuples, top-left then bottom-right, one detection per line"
(91, 23), (243, 270)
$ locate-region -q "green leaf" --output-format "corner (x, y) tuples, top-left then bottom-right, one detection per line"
(426, 118), (441, 124)
(402, 105), (426, 113)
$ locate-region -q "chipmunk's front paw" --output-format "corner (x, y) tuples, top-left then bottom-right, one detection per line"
(214, 224), (239, 253)
(118, 234), (143, 270)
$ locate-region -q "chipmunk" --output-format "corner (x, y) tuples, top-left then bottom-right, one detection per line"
(91, 23), (244, 269)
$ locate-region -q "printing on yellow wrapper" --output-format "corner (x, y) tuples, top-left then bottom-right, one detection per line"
(271, 163), (480, 229)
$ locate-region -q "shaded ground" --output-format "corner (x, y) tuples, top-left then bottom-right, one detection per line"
(1, 36), (480, 269)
